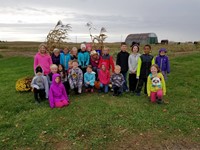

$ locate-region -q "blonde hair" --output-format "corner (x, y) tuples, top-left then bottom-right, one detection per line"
(50, 64), (58, 69)
(38, 43), (47, 50)
(115, 65), (121, 70)
(71, 47), (78, 53)
(53, 48), (60, 53)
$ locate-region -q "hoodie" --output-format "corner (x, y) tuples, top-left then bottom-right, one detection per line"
(155, 52), (170, 73)
(31, 66), (49, 98)
(98, 54), (115, 72)
(98, 63), (110, 85)
(48, 74), (69, 108)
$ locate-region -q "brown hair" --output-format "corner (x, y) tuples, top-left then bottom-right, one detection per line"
(87, 65), (92, 69)
(150, 64), (160, 72)
(121, 42), (127, 46)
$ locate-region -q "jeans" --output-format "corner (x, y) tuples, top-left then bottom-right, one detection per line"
(121, 72), (128, 91)
(100, 83), (109, 93)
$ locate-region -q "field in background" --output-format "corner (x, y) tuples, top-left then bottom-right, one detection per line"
(0, 42), (200, 149)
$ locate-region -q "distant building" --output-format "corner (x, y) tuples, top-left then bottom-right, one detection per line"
(125, 33), (158, 45)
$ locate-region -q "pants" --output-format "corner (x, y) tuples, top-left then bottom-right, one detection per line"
(162, 71), (167, 80)
(113, 85), (123, 95)
(121, 72), (128, 91)
(33, 88), (46, 102)
(129, 73), (138, 92)
(85, 84), (94, 89)
(63, 81), (70, 95)
(55, 100), (69, 108)
(135, 77), (147, 94)
(100, 83), (109, 93)
(150, 90), (163, 103)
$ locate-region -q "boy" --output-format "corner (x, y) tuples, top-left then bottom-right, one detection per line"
(116, 42), (129, 92)
(111, 65), (125, 96)
(31, 66), (49, 104)
(47, 64), (58, 87)
(136, 44), (155, 95)
(68, 60), (83, 94)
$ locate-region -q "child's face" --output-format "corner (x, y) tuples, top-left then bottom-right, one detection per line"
(151, 66), (158, 75)
(54, 51), (60, 57)
(87, 67), (92, 73)
(92, 54), (98, 59)
(81, 47), (86, 52)
(103, 49), (109, 55)
(68, 62), (73, 69)
(132, 46), (138, 53)
(121, 45), (127, 52)
(160, 51), (166, 56)
(114, 68), (121, 74)
(144, 46), (151, 54)
(63, 48), (69, 54)
(73, 62), (78, 68)
(71, 49), (77, 55)
(39, 46), (46, 54)
(55, 77), (60, 83)
(87, 47), (92, 52)
(58, 65), (63, 71)
(36, 72), (42, 76)
(102, 65), (106, 71)
(51, 67), (58, 73)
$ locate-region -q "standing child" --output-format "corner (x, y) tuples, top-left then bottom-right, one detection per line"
(34, 43), (52, 75)
(78, 43), (90, 74)
(68, 60), (83, 94)
(98, 47), (115, 73)
(49, 73), (69, 108)
(60, 46), (71, 71)
(31, 66), (49, 104)
(51, 48), (60, 66)
(70, 47), (78, 60)
(98, 63), (110, 93)
(47, 64), (58, 87)
(111, 65), (125, 96)
(90, 50), (100, 79)
(155, 48), (170, 80)
(147, 64), (166, 104)
(84, 65), (96, 93)
(128, 44), (141, 93)
(136, 44), (155, 95)
(116, 42), (129, 92)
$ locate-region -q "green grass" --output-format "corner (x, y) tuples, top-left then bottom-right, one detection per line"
(0, 54), (200, 149)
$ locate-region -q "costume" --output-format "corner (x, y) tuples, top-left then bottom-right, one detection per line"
(31, 66), (49, 103)
(34, 52), (52, 75)
(48, 74), (69, 108)
(147, 73), (166, 103)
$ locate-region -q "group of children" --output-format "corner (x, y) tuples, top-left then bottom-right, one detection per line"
(31, 42), (170, 108)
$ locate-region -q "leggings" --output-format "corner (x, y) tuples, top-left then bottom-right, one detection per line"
(55, 100), (69, 108)
(150, 90), (163, 103)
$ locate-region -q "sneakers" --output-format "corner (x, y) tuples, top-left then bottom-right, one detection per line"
(156, 99), (163, 104)
(91, 88), (94, 93)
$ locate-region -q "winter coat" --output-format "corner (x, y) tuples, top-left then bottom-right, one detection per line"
(84, 71), (96, 86)
(111, 73), (124, 87)
(98, 54), (115, 72)
(128, 53), (141, 74)
(155, 55), (170, 73)
(78, 51), (90, 67)
(60, 53), (71, 70)
(116, 51), (129, 73)
(48, 74), (69, 108)
(98, 63), (110, 85)
(51, 53), (60, 66)
(34, 52), (53, 75)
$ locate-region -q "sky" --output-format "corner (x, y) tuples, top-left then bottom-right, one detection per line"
(0, 0), (200, 43)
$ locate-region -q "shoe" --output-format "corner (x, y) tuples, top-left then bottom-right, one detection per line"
(156, 99), (163, 104)
(85, 89), (88, 92)
(91, 89), (94, 93)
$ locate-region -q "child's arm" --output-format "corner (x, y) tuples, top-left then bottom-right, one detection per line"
(136, 57), (142, 78)
(31, 77), (39, 89)
(128, 55), (133, 73)
(151, 57), (155, 65)
(161, 74), (166, 95)
(166, 57), (170, 73)
(84, 73), (87, 84)
(48, 87), (55, 108)
(116, 53), (120, 65)
(33, 55), (38, 69)
(60, 54), (63, 65)
(147, 76), (151, 97)
(110, 56), (115, 73)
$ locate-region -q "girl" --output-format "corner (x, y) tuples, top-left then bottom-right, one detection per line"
(34, 43), (53, 75)
(58, 64), (70, 94)
(155, 48), (170, 80)
(90, 50), (100, 79)
(47, 64), (58, 87)
(98, 63), (110, 93)
(60, 46), (71, 71)
(86, 43), (92, 53)
(51, 48), (60, 66)
(147, 64), (166, 104)
(128, 44), (141, 93)
(70, 47), (78, 60)
(84, 65), (96, 92)
(49, 73), (69, 108)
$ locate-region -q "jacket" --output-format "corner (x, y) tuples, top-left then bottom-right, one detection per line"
(84, 71), (96, 86)
(34, 52), (53, 75)
(98, 63), (110, 85)
(60, 53), (71, 70)
(128, 53), (141, 73)
(116, 51), (129, 73)
(111, 73), (124, 87)
(98, 54), (115, 72)
(78, 51), (90, 67)
(155, 55), (170, 73)
(48, 74), (69, 108)
(51, 53), (60, 66)
(147, 73), (166, 96)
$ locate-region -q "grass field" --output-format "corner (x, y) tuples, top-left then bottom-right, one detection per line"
(0, 42), (200, 149)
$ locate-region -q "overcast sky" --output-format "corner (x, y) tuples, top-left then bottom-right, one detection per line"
(0, 0), (200, 42)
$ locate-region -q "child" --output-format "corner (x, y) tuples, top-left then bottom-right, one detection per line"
(78, 43), (90, 74)
(31, 66), (49, 104)
(111, 65), (125, 96)
(90, 50), (100, 78)
(136, 44), (155, 95)
(98, 47), (115, 73)
(128, 44), (141, 93)
(60, 46), (71, 71)
(49, 73), (69, 108)
(51, 48), (60, 66)
(98, 63), (110, 93)
(116, 42), (129, 92)
(70, 47), (78, 60)
(155, 48), (170, 80)
(34, 43), (53, 75)
(84, 65), (96, 92)
(47, 64), (58, 87)
(67, 60), (73, 74)
(147, 64), (166, 104)
(58, 64), (70, 94)
(86, 43), (92, 53)
(68, 60), (83, 94)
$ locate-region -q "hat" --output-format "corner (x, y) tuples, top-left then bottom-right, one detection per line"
(36, 66), (43, 73)
(80, 43), (86, 49)
(130, 41), (140, 47)
(86, 43), (92, 49)
(90, 50), (98, 56)
(159, 48), (167, 53)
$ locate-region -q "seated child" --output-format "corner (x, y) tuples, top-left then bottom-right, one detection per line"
(98, 63), (110, 93)
(47, 64), (58, 87)
(147, 64), (166, 104)
(84, 65), (96, 92)
(90, 50), (100, 79)
(68, 60), (83, 94)
(111, 65), (125, 96)
(49, 73), (69, 108)
(58, 64), (70, 94)
(31, 66), (49, 104)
